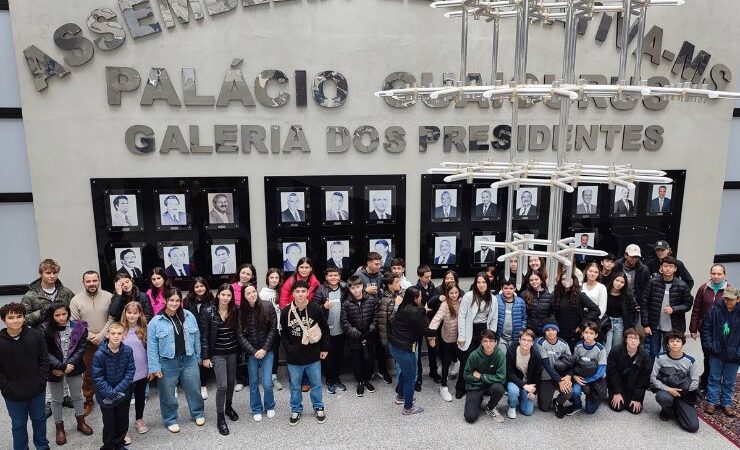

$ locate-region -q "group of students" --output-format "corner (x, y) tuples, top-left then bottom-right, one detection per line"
(0, 245), (738, 450)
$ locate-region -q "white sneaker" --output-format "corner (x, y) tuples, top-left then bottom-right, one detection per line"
(439, 386), (453, 402)
(234, 384), (244, 392)
(266, 409), (276, 419)
(449, 361), (459, 379)
(167, 424), (181, 433)
(253, 414), (262, 422)
(195, 417), (206, 426)
(507, 407), (517, 419)
(272, 375), (283, 391)
(200, 387), (208, 400)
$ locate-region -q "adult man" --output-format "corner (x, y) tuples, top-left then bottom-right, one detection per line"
(463, 330), (506, 423)
(208, 194), (234, 224)
(650, 185), (671, 213)
(110, 196), (136, 227)
(614, 245), (650, 310)
(641, 257), (693, 357)
(212, 245), (236, 275)
(281, 192), (305, 222)
(434, 239), (456, 265)
(164, 247), (190, 277)
(614, 187), (634, 214)
(283, 243), (303, 272)
(325, 192), (348, 221)
(474, 189), (497, 218)
(576, 188), (597, 215)
(368, 191), (391, 220)
(434, 190), (457, 219)
(280, 281), (330, 426)
(161, 195), (187, 225)
(21, 259), (75, 328)
(516, 190), (538, 217)
(326, 241), (350, 271)
(474, 243), (496, 264)
(70, 271), (114, 416)
(576, 234), (594, 264)
(374, 240), (392, 269)
(645, 240), (694, 290)
(116, 249), (142, 278)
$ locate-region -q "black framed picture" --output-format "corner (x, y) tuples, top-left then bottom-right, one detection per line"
(471, 185), (501, 221)
(367, 235), (395, 270)
(365, 185), (395, 224)
(431, 184), (462, 223)
(105, 190), (144, 232)
(155, 190), (191, 231)
(646, 183), (673, 216)
(111, 242), (147, 279)
(431, 232), (460, 267)
(572, 185), (600, 218)
(323, 236), (354, 274)
(210, 240), (238, 277)
(322, 186), (353, 225)
(280, 238), (310, 273)
(159, 241), (194, 278)
(471, 232), (498, 266)
(514, 187), (540, 220)
(205, 190), (239, 230)
(277, 187), (310, 227)
(611, 185), (638, 218)
(573, 230), (597, 265)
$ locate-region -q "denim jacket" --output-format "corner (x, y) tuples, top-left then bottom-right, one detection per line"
(147, 310), (201, 373)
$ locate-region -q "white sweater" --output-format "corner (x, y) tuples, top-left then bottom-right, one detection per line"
(581, 282), (607, 318)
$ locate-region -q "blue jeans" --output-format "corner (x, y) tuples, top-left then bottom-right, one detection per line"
(706, 356), (739, 407)
(506, 382), (534, 416)
(647, 329), (665, 358)
(158, 354), (205, 426)
(571, 382), (601, 414)
(388, 342), (417, 409)
(605, 317), (624, 353)
(287, 361), (323, 413)
(248, 352), (276, 414)
(5, 390), (49, 450)
(392, 343), (419, 383)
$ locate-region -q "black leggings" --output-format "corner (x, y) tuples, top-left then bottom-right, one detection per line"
(133, 378), (147, 420)
(439, 341), (459, 388)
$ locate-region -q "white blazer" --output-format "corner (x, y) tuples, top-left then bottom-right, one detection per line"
(457, 291), (498, 351)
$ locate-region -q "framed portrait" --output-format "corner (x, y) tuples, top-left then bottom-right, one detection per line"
(322, 186), (353, 225)
(647, 183), (673, 216)
(159, 241), (194, 278)
(367, 235), (395, 270)
(323, 236), (353, 273)
(277, 187), (310, 227)
(471, 232), (498, 266)
(573, 231), (597, 265)
(205, 190), (239, 230)
(112, 243), (146, 279)
(431, 232), (459, 268)
(280, 238), (310, 273)
(365, 185), (396, 224)
(155, 190), (191, 231)
(210, 240), (238, 277)
(514, 187), (540, 220)
(471, 184), (501, 221)
(611, 185), (638, 218)
(104, 190), (144, 232)
(572, 185), (600, 218)
(431, 184), (462, 223)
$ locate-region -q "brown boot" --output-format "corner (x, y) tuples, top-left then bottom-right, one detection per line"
(76, 415), (93, 435)
(703, 404), (717, 415)
(55, 421), (67, 445)
(722, 406), (737, 417)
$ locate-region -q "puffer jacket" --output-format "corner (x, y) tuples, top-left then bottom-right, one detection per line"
(701, 302), (740, 363)
(21, 279), (75, 327)
(198, 304), (243, 360)
(238, 300), (278, 356)
(340, 294), (378, 350)
(278, 274), (320, 309)
(92, 340), (135, 408)
(606, 343), (652, 403)
(44, 320), (88, 382)
(428, 299), (460, 344)
(354, 266), (384, 300)
(378, 289), (401, 346)
(645, 255), (694, 290)
(690, 281), (728, 335)
(495, 294), (528, 339)
(313, 282), (347, 318)
(523, 287), (553, 336)
(640, 276), (693, 332)
(553, 292), (601, 343)
(109, 291), (154, 322)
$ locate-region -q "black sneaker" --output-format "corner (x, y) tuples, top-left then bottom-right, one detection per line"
(364, 381), (376, 393)
(356, 384), (365, 397)
(381, 372), (393, 384)
(327, 383), (337, 394)
(554, 401), (566, 419)
(315, 408), (326, 424)
(430, 373), (443, 384)
(455, 389), (465, 399)
(415, 381), (422, 392)
(566, 405), (581, 416)
(289, 412), (301, 426)
(335, 380), (347, 391)
(63, 395), (74, 409)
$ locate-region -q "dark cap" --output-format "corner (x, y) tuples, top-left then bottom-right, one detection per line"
(654, 240), (670, 250)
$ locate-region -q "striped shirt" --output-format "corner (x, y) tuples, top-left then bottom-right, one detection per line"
(213, 314), (239, 356)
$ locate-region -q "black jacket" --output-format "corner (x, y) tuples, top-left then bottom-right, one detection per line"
(606, 344), (652, 403)
(614, 258), (651, 301)
(388, 304), (435, 352)
(505, 343), (542, 388)
(280, 301), (330, 366)
(184, 294), (212, 320)
(313, 282), (347, 319)
(198, 304), (242, 361)
(340, 295), (378, 349)
(44, 320), (88, 382)
(640, 276), (693, 332)
(606, 291), (637, 328)
(645, 255), (694, 290)
(0, 327), (49, 401)
(108, 291), (154, 323)
(701, 302), (740, 363)
(553, 292), (600, 342)
(239, 300), (278, 356)
(523, 288), (553, 336)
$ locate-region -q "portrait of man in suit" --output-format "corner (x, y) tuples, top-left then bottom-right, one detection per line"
(164, 246), (190, 277)
(434, 190), (458, 219)
(649, 184), (672, 213)
(473, 236), (496, 264)
(516, 189), (538, 218)
(325, 191), (349, 221)
(208, 193), (234, 224)
(473, 189), (497, 219)
(368, 190), (392, 220)
(575, 187), (598, 215)
(160, 194), (187, 226)
(326, 241), (350, 271)
(373, 239), (393, 269)
(434, 238), (456, 265)
(613, 186), (635, 215)
(110, 195), (138, 227)
(212, 244), (237, 275)
(283, 242), (305, 272)
(116, 248), (142, 278)
(281, 192), (306, 223)
(575, 233), (595, 264)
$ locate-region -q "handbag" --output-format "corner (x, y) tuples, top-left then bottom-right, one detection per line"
(290, 303), (322, 345)
(599, 315), (612, 333)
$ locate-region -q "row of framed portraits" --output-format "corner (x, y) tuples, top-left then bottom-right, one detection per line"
(277, 235), (396, 273)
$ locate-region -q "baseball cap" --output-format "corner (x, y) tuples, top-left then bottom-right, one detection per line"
(654, 240), (670, 249)
(724, 286), (738, 300)
(625, 244), (642, 257)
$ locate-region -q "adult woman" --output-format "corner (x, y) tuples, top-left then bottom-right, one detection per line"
(239, 285), (277, 422)
(552, 273), (600, 350)
(259, 268), (284, 390)
(231, 264), (257, 307)
(185, 277), (215, 400)
(147, 287), (205, 433)
(505, 329), (542, 418)
(428, 283), (462, 402)
(521, 272), (553, 337)
(581, 262), (607, 318)
(108, 273), (153, 322)
(44, 302), (93, 444)
(456, 273), (498, 399)
(146, 268), (170, 316)
(604, 273), (636, 352)
(278, 257), (320, 310)
(387, 287), (434, 415)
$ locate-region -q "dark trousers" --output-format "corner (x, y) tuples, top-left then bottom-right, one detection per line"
(374, 333), (389, 376)
(655, 390), (699, 433)
(82, 342), (98, 404)
(5, 390), (48, 450)
(324, 334), (345, 383)
(538, 380), (570, 411)
(132, 378), (147, 420)
(699, 347), (709, 391)
(199, 364), (211, 388)
(417, 334), (439, 380)
(463, 383), (505, 423)
(350, 343), (375, 383)
(608, 393), (643, 414)
(100, 393), (131, 450)
(272, 334), (281, 375)
(439, 341), (459, 388)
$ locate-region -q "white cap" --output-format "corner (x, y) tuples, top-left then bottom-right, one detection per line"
(625, 244), (642, 257)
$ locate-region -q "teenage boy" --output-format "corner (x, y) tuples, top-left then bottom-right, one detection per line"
(341, 276), (379, 397)
(462, 329), (506, 424)
(650, 331), (700, 433)
(606, 328), (652, 414)
(0, 303), (50, 450)
(355, 253), (391, 384)
(641, 256), (693, 357)
(313, 267), (347, 394)
(645, 240), (694, 290)
(390, 258), (413, 291)
(22, 259), (75, 328)
(92, 322), (135, 450)
(281, 280), (330, 426)
(414, 265), (438, 390)
(570, 321), (607, 415)
(378, 272), (403, 384)
(598, 254), (616, 286)
(536, 322), (574, 417)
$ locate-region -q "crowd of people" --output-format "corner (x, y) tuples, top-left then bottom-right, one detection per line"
(0, 240), (738, 449)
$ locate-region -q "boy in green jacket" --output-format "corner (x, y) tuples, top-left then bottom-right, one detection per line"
(463, 329), (506, 423)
